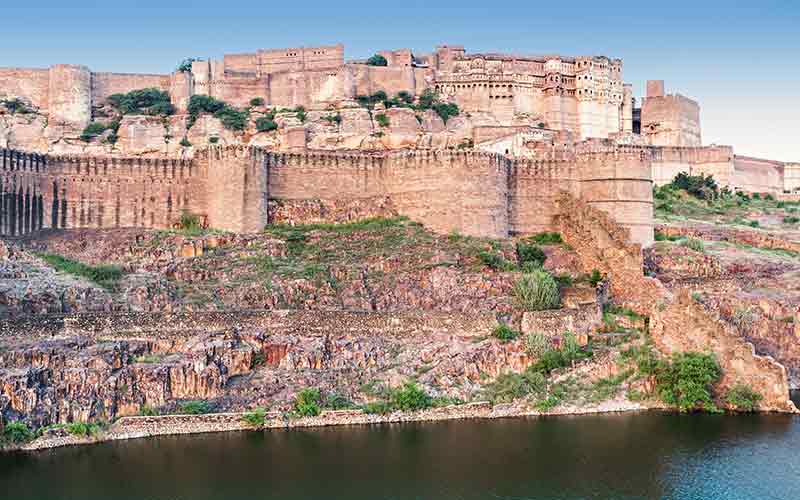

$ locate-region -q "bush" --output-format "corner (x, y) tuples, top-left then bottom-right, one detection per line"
(725, 384), (763, 412)
(493, 324), (520, 342)
(527, 232), (562, 245)
(242, 408), (268, 427)
(375, 113), (390, 128)
(478, 250), (515, 271)
(524, 332), (551, 357)
(513, 269), (561, 311)
(177, 58), (198, 73)
(255, 117), (278, 132)
(2, 421), (33, 444)
(481, 370), (546, 404)
(516, 242), (546, 268)
(324, 392), (356, 410)
(293, 388), (322, 417)
(295, 106), (307, 123)
(178, 211), (202, 232)
(249, 97), (265, 107)
(783, 216), (800, 224)
(389, 382), (432, 411)
(179, 137), (192, 148)
(187, 95), (248, 130)
(366, 54), (388, 66)
(323, 113), (342, 125)
(139, 405), (159, 416)
(178, 400), (213, 415)
(588, 269), (603, 287)
(432, 102), (459, 123)
(65, 422), (102, 437)
(656, 352), (721, 412)
(35, 252), (123, 289)
(361, 401), (392, 414)
(681, 237), (705, 253)
(107, 88), (174, 116)
(669, 172), (719, 201)
(214, 106), (249, 131)
(80, 121), (120, 142)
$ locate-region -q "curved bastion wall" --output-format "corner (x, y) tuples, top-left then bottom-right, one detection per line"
(0, 146), (654, 247)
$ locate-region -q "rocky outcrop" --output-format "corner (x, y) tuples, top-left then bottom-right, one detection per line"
(650, 289), (796, 412)
(555, 192), (665, 315)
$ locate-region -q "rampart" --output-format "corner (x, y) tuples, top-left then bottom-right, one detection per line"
(0, 146), (655, 246)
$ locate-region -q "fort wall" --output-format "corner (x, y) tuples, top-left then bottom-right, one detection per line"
(0, 146), (654, 246)
(91, 72), (170, 103)
(641, 85), (701, 147)
(0, 149), (200, 236)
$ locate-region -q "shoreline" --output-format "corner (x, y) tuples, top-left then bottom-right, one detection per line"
(0, 399), (718, 453)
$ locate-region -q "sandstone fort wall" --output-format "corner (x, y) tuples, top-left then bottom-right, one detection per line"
(0, 146), (654, 246)
(0, 68), (50, 109)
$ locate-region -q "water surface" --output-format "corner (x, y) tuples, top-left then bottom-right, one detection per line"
(2, 411), (799, 500)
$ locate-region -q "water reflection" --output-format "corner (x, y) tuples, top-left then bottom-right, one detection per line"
(0, 413), (798, 500)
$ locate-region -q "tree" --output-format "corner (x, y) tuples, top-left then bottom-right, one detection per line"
(366, 54), (388, 67)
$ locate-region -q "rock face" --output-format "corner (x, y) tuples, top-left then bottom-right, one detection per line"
(0, 309), (547, 427)
(650, 289), (796, 412)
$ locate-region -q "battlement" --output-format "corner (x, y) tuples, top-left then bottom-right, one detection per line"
(1, 149), (48, 172)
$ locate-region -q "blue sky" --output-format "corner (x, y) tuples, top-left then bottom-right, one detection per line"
(3, 0), (798, 160)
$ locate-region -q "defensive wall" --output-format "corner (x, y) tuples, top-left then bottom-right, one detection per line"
(1, 146), (655, 247)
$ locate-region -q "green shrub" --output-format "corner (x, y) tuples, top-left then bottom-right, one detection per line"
(177, 58), (198, 73)
(2, 421), (33, 443)
(214, 106), (248, 131)
(323, 113), (342, 125)
(295, 106), (307, 123)
(208, 136), (219, 144)
(242, 408), (268, 427)
(375, 113), (390, 128)
(107, 88), (174, 116)
(516, 242), (546, 268)
(527, 232), (562, 245)
(389, 382), (432, 411)
(293, 388), (322, 417)
(481, 370), (546, 404)
(366, 54), (388, 66)
(669, 172), (719, 201)
(433, 102), (459, 123)
(524, 332), (551, 357)
(493, 324), (520, 342)
(139, 405), (159, 416)
(324, 392), (356, 410)
(80, 121), (120, 142)
(187, 95), (248, 130)
(725, 384), (763, 412)
(35, 252), (123, 289)
(478, 250), (515, 271)
(179, 137), (191, 148)
(783, 216), (800, 224)
(588, 269), (603, 287)
(255, 117), (278, 132)
(249, 97), (265, 107)
(513, 269), (561, 311)
(178, 400), (213, 415)
(752, 193), (761, 200)
(65, 422), (102, 437)
(681, 237), (705, 253)
(656, 352), (721, 412)
(361, 401), (392, 414)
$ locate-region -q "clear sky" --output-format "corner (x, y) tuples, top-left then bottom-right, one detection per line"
(3, 0), (798, 161)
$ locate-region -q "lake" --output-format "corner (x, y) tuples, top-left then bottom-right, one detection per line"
(2, 409), (800, 500)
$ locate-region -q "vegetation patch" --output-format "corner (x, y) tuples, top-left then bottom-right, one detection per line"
(107, 88), (174, 116)
(242, 408), (268, 427)
(513, 269), (561, 311)
(177, 400), (214, 415)
(725, 384), (763, 412)
(492, 324), (520, 342)
(187, 95), (248, 130)
(35, 252), (123, 290)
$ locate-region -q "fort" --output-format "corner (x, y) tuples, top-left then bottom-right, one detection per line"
(0, 42), (797, 244)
